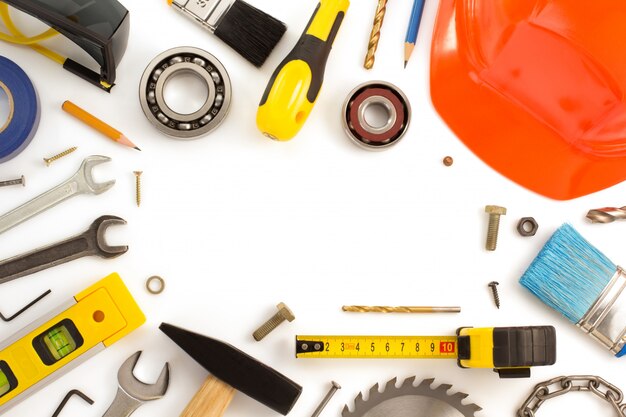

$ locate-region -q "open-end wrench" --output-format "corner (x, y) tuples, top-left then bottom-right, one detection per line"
(0, 155), (115, 235)
(102, 351), (170, 417)
(0, 215), (127, 284)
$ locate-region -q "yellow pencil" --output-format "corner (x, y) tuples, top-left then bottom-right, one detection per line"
(62, 101), (141, 151)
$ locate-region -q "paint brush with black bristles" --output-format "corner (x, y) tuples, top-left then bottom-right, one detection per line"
(168, 0), (286, 67)
(520, 223), (626, 357)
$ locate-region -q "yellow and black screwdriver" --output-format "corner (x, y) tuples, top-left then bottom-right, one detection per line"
(257, 0), (350, 141)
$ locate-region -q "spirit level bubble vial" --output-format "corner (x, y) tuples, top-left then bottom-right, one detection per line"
(0, 273), (145, 413)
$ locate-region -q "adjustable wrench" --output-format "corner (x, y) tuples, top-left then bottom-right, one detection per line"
(102, 351), (170, 417)
(0, 155), (115, 235)
(0, 215), (127, 284)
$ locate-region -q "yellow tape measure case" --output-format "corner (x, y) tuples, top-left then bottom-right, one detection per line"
(456, 326), (557, 378)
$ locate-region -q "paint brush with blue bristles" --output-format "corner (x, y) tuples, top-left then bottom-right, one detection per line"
(520, 223), (626, 357)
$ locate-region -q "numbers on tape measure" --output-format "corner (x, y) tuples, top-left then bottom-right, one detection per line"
(441, 341), (455, 353)
(296, 336), (458, 359)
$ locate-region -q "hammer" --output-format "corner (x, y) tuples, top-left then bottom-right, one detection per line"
(160, 323), (302, 416)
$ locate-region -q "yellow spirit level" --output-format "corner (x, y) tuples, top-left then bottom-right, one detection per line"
(296, 326), (556, 378)
(0, 273), (144, 413)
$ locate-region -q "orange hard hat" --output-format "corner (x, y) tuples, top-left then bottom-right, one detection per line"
(430, 0), (626, 200)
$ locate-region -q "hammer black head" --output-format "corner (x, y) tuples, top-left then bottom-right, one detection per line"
(159, 323), (302, 415)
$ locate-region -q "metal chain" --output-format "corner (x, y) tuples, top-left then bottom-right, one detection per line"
(518, 375), (626, 417)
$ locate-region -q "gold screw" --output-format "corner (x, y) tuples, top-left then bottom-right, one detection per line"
(253, 302), (295, 341)
(43, 147), (77, 166)
(133, 171), (143, 207)
(363, 0), (389, 69)
(443, 156), (454, 166)
(485, 205), (507, 251)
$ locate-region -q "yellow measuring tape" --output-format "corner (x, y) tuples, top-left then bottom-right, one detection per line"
(296, 336), (458, 359)
(297, 326), (558, 379)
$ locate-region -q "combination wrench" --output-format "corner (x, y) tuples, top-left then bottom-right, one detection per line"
(0, 215), (127, 284)
(102, 351), (170, 417)
(0, 155), (115, 235)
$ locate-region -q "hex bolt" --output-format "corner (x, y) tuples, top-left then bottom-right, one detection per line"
(310, 381), (341, 417)
(0, 175), (25, 188)
(253, 302), (295, 341)
(485, 205), (507, 251)
(488, 281), (500, 309)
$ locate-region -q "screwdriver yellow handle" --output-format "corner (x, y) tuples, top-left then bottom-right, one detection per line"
(257, 0), (350, 141)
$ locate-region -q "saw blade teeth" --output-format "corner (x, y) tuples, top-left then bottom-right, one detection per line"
(464, 403), (483, 414)
(344, 377), (482, 417)
(384, 377), (398, 392)
(401, 376), (417, 388)
(458, 404), (482, 416)
(451, 392), (469, 401)
(435, 383), (453, 394)
(341, 404), (352, 417)
(418, 378), (436, 390)
(355, 391), (365, 406)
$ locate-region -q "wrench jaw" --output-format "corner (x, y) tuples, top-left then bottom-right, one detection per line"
(76, 156), (116, 195)
(91, 216), (129, 259)
(118, 351), (170, 402)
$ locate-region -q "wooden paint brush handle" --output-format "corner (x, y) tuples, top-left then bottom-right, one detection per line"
(180, 376), (235, 417)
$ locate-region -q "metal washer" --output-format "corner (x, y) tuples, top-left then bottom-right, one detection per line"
(146, 276), (165, 295)
(139, 47), (231, 139)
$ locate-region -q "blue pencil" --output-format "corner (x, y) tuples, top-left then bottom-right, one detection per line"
(404, 0), (426, 68)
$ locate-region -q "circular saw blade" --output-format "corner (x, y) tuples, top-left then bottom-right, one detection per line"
(342, 377), (482, 417)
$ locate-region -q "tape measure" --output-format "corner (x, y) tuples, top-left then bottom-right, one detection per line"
(296, 336), (458, 359)
(0, 273), (144, 414)
(297, 326), (557, 378)
(0, 56), (40, 163)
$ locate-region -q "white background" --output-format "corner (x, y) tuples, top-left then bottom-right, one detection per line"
(1, 1), (626, 416)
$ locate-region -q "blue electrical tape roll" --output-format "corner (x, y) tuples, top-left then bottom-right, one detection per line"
(0, 56), (40, 163)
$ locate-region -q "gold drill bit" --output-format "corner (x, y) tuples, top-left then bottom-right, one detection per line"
(133, 171), (143, 207)
(586, 206), (626, 223)
(363, 0), (389, 70)
(342, 306), (461, 313)
(43, 147), (77, 166)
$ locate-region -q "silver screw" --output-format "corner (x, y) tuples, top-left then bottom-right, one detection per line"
(488, 281), (500, 309)
(310, 381), (341, 417)
(253, 302), (295, 341)
(0, 175), (25, 188)
(485, 205), (507, 251)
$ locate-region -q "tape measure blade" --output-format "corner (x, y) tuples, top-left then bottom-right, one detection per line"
(296, 336), (458, 359)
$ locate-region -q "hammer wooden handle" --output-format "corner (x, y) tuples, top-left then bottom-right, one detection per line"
(180, 376), (235, 417)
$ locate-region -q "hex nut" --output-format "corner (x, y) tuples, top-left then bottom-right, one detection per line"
(517, 217), (538, 237)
